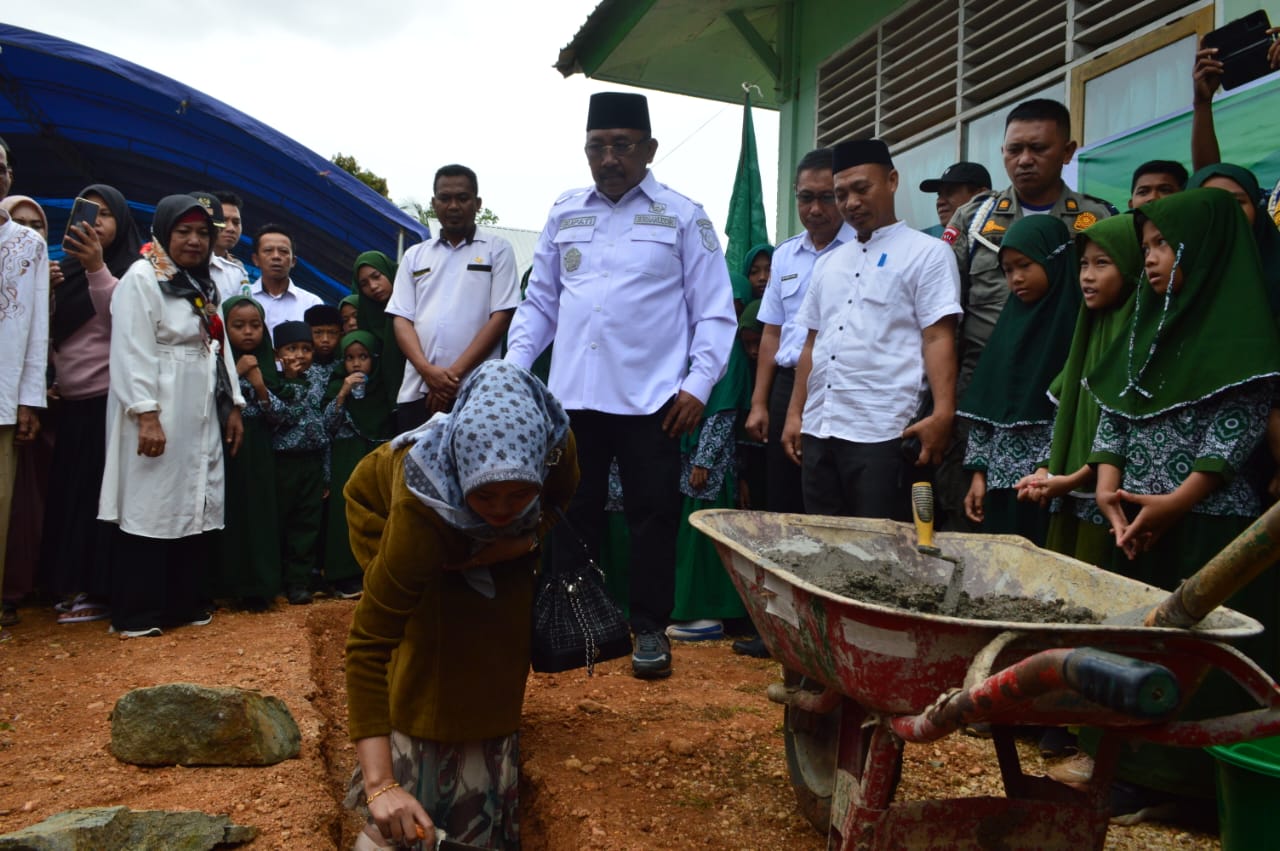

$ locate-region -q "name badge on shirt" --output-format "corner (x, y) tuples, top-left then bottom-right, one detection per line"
(559, 216), (597, 231)
(633, 214), (677, 228)
(413, 267), (432, 280)
(781, 273), (798, 281)
(467, 264), (493, 272)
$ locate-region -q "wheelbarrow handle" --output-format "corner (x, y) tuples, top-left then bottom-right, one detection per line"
(1062, 648), (1180, 719)
(890, 648), (1180, 743)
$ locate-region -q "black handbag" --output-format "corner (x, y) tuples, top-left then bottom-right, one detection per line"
(530, 508), (632, 676)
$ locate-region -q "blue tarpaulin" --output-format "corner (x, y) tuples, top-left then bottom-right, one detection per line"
(0, 24), (428, 302)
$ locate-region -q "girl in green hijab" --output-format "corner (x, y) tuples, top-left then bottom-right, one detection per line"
(1187, 163), (1280, 316)
(1086, 188), (1280, 664)
(743, 242), (773, 301)
(216, 295), (287, 610)
(351, 251), (406, 400)
(322, 330), (397, 597)
(1079, 186), (1280, 809)
(668, 272), (754, 639)
(1014, 215), (1139, 566)
(957, 215), (1081, 543)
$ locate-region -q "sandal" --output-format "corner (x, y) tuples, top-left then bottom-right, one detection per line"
(57, 600), (110, 624)
(54, 592), (89, 614)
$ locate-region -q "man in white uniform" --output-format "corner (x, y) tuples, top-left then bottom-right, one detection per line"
(744, 147), (855, 516)
(506, 92), (737, 679)
(386, 164), (519, 433)
(782, 139), (960, 519)
(212, 191), (250, 300)
(249, 224), (323, 333)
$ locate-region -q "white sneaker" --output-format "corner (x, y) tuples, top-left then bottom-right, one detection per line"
(109, 626), (163, 638)
(187, 613), (213, 627)
(665, 619), (724, 641)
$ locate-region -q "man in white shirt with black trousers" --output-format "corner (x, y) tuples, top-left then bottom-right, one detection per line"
(781, 138), (960, 520)
(506, 92), (736, 680)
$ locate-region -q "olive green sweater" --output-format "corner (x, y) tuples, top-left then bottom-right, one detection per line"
(345, 433), (579, 742)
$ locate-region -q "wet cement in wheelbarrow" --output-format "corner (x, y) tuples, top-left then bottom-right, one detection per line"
(765, 547), (1100, 624)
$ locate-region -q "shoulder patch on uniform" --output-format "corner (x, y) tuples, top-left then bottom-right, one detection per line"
(697, 219), (719, 252)
(553, 189), (588, 206)
(1083, 194), (1120, 215)
(1274, 208), (1280, 229)
(1065, 198), (1079, 212)
(981, 220), (1006, 235)
(941, 226), (961, 245)
(996, 198), (1011, 212)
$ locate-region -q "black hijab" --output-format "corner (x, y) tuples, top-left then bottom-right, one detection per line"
(148, 195), (235, 430)
(52, 184), (143, 346)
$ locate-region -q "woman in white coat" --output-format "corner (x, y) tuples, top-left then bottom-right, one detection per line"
(99, 195), (244, 637)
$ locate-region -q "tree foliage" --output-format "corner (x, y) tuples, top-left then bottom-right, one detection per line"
(331, 152), (390, 198)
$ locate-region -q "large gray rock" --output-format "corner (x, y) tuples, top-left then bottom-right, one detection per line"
(0, 807), (256, 850)
(110, 683), (300, 766)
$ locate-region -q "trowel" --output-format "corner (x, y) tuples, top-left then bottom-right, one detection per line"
(910, 482), (966, 615)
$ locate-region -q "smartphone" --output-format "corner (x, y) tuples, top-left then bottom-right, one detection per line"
(1202, 10), (1275, 90)
(63, 196), (101, 247)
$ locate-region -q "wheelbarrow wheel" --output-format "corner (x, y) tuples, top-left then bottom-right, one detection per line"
(782, 668), (837, 833)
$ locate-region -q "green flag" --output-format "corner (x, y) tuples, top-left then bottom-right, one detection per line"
(723, 91), (769, 276)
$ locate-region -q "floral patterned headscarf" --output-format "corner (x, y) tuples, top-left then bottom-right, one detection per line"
(400, 360), (570, 540)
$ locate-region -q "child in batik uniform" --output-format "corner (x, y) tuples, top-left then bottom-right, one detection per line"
(1083, 187), (1280, 813)
(958, 216), (1081, 544)
(271, 320), (345, 605)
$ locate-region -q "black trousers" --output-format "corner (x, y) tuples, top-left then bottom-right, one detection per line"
(765, 367), (805, 514)
(555, 405), (680, 633)
(394, 399), (431, 435)
(110, 530), (209, 631)
(801, 435), (908, 521)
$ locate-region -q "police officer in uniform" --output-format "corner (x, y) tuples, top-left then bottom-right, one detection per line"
(938, 98), (1116, 529)
(506, 92), (736, 680)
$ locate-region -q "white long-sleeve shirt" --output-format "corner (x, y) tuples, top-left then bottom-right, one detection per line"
(506, 171), (736, 414)
(0, 217), (50, 424)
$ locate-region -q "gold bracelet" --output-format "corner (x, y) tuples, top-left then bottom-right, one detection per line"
(366, 781), (400, 804)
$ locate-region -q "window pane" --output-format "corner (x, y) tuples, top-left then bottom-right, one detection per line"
(963, 80), (1066, 192)
(893, 130), (959, 231)
(1083, 36), (1196, 145)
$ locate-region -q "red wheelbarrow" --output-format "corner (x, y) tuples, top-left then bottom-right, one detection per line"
(689, 509), (1280, 851)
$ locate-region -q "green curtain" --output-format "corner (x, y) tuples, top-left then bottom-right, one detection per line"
(1077, 75), (1280, 209)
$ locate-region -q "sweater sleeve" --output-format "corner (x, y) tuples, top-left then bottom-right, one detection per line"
(344, 446), (448, 740)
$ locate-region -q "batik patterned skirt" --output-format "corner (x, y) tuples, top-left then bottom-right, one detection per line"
(345, 729), (520, 850)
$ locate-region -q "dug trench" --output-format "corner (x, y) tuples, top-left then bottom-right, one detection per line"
(0, 602), (1215, 849)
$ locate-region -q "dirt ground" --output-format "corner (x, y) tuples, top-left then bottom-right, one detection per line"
(0, 600), (1220, 850)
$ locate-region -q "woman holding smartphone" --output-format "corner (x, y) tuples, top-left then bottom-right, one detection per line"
(42, 185), (142, 625)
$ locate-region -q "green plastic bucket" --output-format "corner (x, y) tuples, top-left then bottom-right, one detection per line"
(1209, 736), (1280, 851)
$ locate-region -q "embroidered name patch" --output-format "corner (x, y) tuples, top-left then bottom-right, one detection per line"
(559, 215), (597, 230)
(412, 267), (431, 278)
(634, 214), (677, 228)
(781, 273), (799, 281)
(466, 264), (493, 272)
